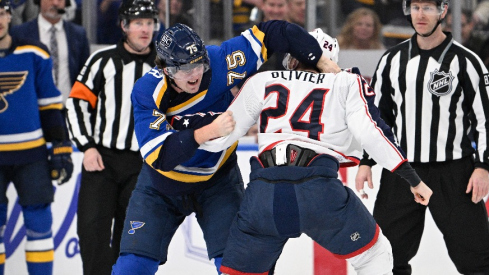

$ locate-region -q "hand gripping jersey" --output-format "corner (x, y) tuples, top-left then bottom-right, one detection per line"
(0, 36), (64, 165)
(200, 70), (408, 171)
(133, 26), (274, 195)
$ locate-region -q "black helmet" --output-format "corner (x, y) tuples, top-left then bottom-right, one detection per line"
(156, 23), (210, 78)
(119, 0), (158, 23)
(0, 0), (11, 13)
(402, 0), (449, 16)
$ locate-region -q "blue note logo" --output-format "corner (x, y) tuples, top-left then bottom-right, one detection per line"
(128, 221), (145, 234)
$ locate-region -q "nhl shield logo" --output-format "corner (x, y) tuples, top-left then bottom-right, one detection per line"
(428, 69), (454, 96)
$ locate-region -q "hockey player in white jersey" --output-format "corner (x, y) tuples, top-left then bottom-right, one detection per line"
(200, 28), (433, 275)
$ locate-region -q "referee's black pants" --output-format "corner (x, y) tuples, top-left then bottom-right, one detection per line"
(77, 146), (142, 275)
(374, 157), (489, 275)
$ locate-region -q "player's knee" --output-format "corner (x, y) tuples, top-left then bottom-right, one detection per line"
(347, 231), (393, 275)
(22, 204), (52, 238)
(112, 253), (159, 275)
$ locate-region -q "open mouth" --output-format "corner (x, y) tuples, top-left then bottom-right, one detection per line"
(188, 79), (198, 85)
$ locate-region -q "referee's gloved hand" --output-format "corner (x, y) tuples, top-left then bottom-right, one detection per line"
(49, 140), (74, 185)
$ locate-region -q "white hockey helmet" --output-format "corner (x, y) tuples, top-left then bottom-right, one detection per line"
(283, 28), (339, 70)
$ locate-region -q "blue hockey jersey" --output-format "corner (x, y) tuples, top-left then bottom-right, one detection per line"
(0, 36), (65, 165)
(132, 21), (324, 195)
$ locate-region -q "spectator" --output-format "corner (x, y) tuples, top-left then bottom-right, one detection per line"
(9, 0), (37, 26)
(286, 0), (305, 27)
(474, 0), (489, 30)
(65, 0), (158, 274)
(341, 0), (374, 18)
(232, 0), (261, 36)
(356, 0), (489, 274)
(444, 8), (488, 55)
(156, 0), (191, 41)
(337, 7), (385, 50)
(10, 0), (90, 104)
(111, 21), (339, 274)
(97, 0), (123, 44)
(0, 0), (73, 274)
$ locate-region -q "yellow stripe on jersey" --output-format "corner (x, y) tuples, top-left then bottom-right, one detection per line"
(0, 137), (46, 151)
(0, 253), (4, 264)
(145, 143), (162, 166)
(155, 78), (169, 109)
(250, 25), (268, 62)
(14, 45), (50, 59)
(153, 142), (238, 183)
(166, 90), (208, 116)
(39, 103), (63, 111)
(25, 250), (54, 263)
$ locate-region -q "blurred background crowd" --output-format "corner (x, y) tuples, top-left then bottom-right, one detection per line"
(11, 0), (489, 60)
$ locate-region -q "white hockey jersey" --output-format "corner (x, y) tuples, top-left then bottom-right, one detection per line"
(200, 70), (407, 171)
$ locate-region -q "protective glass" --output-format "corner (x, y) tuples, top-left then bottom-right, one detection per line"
(166, 63), (209, 80)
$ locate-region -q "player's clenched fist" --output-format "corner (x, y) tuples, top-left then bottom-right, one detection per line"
(212, 110), (236, 137)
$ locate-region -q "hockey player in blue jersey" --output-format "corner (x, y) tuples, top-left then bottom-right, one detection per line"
(0, 1), (73, 274)
(111, 22), (340, 274)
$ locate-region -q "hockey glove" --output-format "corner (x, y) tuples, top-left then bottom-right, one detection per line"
(49, 140), (74, 185)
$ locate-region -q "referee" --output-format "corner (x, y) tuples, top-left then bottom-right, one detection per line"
(356, 0), (489, 274)
(65, 0), (157, 274)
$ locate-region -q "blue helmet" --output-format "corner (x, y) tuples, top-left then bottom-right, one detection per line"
(0, 0), (11, 13)
(156, 24), (210, 71)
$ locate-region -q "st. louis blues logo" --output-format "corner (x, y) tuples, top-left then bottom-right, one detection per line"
(428, 69), (454, 97)
(0, 71), (28, 113)
(128, 221), (145, 234)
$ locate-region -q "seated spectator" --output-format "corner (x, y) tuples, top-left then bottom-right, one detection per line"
(156, 0), (192, 40)
(233, 0), (261, 36)
(340, 0), (373, 18)
(444, 9), (488, 55)
(286, 0), (305, 27)
(337, 7), (385, 50)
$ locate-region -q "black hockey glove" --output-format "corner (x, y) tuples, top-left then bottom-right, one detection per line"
(49, 140), (74, 185)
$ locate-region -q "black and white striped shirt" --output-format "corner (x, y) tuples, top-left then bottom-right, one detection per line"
(66, 40), (156, 152)
(371, 32), (489, 168)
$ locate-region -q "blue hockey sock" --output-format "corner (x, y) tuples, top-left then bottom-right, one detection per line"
(214, 256), (222, 274)
(22, 204), (53, 275)
(112, 253), (159, 275)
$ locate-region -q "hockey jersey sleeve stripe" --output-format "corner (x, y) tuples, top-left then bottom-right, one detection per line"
(154, 77), (168, 109)
(69, 81), (98, 109)
(140, 131), (173, 159)
(156, 142), (238, 183)
(166, 90), (208, 116)
(0, 138), (46, 151)
(14, 45), (50, 59)
(25, 250), (54, 263)
(242, 26), (267, 67)
(39, 103), (63, 111)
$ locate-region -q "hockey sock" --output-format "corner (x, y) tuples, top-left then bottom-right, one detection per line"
(214, 256), (222, 274)
(111, 253), (159, 275)
(22, 204), (53, 275)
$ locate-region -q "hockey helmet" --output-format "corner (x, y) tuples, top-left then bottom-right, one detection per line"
(402, 0), (449, 16)
(0, 0), (11, 13)
(156, 23), (210, 78)
(283, 28), (339, 70)
(119, 0), (159, 26)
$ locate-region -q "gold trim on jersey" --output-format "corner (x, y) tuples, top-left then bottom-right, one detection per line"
(166, 90), (208, 116)
(39, 103), (63, 111)
(14, 45), (50, 59)
(151, 142), (238, 183)
(0, 137), (46, 151)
